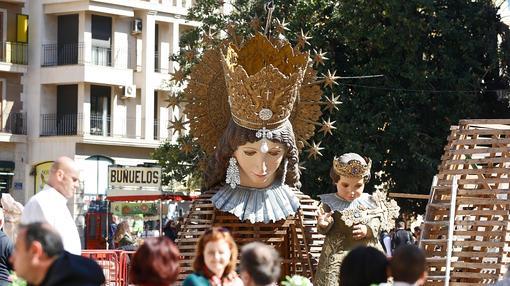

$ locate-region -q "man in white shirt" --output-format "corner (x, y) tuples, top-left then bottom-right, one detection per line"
(21, 156), (81, 255)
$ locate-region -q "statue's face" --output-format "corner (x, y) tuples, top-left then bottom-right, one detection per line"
(336, 176), (365, 202)
(233, 140), (286, 188)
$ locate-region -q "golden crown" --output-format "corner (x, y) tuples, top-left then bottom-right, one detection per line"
(221, 33), (308, 131)
(168, 20), (342, 159)
(333, 157), (372, 178)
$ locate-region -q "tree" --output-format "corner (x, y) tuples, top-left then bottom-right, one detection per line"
(155, 0), (510, 213)
(150, 135), (204, 191)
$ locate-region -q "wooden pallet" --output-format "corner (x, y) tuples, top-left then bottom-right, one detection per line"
(421, 119), (510, 286)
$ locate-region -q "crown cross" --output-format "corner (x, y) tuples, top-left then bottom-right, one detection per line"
(256, 127), (274, 140)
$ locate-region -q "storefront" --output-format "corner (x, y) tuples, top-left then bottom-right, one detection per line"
(84, 165), (197, 249)
(0, 161), (15, 194)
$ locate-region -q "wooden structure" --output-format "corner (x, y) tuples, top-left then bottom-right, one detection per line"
(176, 190), (324, 281)
(420, 119), (510, 285)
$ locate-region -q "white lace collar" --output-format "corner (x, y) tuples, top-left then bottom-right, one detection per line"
(211, 181), (300, 223)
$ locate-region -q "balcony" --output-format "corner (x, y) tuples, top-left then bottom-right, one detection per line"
(40, 113), (168, 144)
(40, 43), (134, 85)
(0, 42), (28, 73)
(0, 113), (26, 135)
(42, 43), (131, 68)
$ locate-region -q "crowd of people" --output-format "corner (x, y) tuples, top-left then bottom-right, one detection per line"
(4, 222), (429, 286)
(0, 154), (431, 286)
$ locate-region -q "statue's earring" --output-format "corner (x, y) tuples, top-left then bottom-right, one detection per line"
(225, 157), (240, 189)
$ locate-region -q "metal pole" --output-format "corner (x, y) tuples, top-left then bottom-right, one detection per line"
(105, 200), (109, 250)
(445, 175), (459, 286)
(159, 199), (163, 236)
(419, 176), (438, 249)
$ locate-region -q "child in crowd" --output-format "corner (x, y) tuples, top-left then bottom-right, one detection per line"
(390, 245), (427, 286)
(239, 242), (281, 286)
(339, 246), (389, 286)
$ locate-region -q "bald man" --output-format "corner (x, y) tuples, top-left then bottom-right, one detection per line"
(21, 157), (81, 254)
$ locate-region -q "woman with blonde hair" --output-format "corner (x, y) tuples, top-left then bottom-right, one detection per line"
(113, 221), (136, 250)
(183, 227), (242, 286)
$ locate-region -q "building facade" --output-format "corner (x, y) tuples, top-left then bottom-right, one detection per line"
(0, 0), (198, 243)
(0, 0), (28, 199)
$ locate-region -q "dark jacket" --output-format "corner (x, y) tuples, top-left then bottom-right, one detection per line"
(0, 230), (13, 286)
(38, 251), (105, 286)
(392, 228), (414, 250)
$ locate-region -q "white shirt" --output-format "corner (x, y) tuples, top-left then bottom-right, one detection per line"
(21, 185), (81, 255)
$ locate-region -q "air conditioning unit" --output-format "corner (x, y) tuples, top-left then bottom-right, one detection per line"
(121, 85), (136, 99)
(132, 18), (142, 35)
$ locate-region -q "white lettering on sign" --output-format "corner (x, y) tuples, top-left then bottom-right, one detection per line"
(108, 167), (162, 188)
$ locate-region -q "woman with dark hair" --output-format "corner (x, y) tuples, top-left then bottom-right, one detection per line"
(314, 153), (399, 286)
(130, 237), (180, 286)
(174, 29), (334, 278)
(339, 246), (389, 286)
(183, 227), (242, 286)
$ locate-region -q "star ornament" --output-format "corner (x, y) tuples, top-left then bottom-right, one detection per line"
(323, 70), (340, 88)
(274, 18), (289, 35)
(181, 142), (193, 154)
(296, 29), (312, 49)
(166, 95), (180, 109)
(169, 116), (186, 135)
(324, 94), (342, 113)
(319, 118), (337, 136)
(307, 141), (324, 159)
(249, 16), (261, 32)
(312, 49), (328, 66)
(202, 29), (216, 46)
(170, 68), (185, 84)
(183, 49), (196, 62)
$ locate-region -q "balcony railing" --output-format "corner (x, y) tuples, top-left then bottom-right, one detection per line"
(90, 113), (111, 136)
(40, 113), (79, 136)
(0, 42), (28, 65)
(0, 113), (26, 135)
(40, 113), (167, 140)
(140, 0), (196, 9)
(41, 43), (133, 69)
(153, 52), (172, 74)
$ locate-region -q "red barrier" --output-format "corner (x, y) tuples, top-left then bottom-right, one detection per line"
(119, 251), (136, 285)
(81, 249), (127, 286)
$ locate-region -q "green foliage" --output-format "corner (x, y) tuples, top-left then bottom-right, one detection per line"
(150, 136), (204, 190)
(160, 0), (510, 213)
(10, 272), (27, 286)
(281, 275), (313, 286)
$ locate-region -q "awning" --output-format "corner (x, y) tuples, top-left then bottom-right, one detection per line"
(107, 194), (198, 202)
(0, 161), (14, 171)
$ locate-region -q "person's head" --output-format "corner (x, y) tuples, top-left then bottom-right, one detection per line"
(414, 226), (421, 236)
(204, 120), (299, 190)
(330, 153), (371, 201)
(130, 237), (180, 286)
(10, 223), (64, 285)
(111, 215), (119, 224)
(390, 245), (427, 285)
(193, 227), (237, 279)
(396, 220), (405, 229)
(114, 221), (131, 242)
(340, 246), (388, 286)
(239, 242), (281, 286)
(47, 156), (80, 199)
